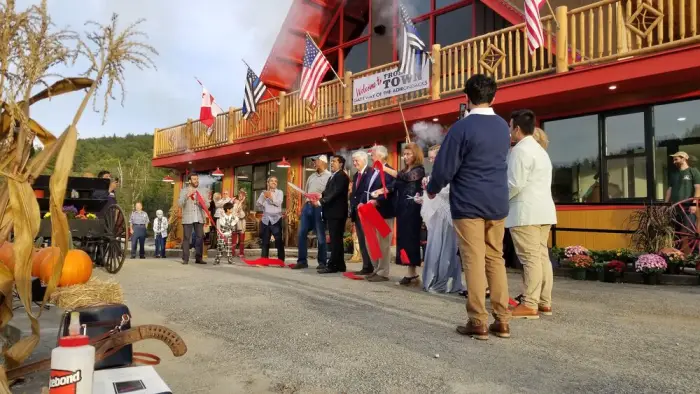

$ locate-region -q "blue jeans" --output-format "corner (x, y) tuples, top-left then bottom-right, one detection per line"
(297, 203), (327, 265)
(155, 234), (166, 257)
(130, 225), (146, 258)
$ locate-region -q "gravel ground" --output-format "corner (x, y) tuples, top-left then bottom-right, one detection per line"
(71, 258), (700, 393)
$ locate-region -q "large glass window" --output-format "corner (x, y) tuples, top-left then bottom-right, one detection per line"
(544, 115), (599, 203)
(242, 162), (288, 212)
(604, 112), (647, 199)
(435, 5), (473, 46)
(234, 166), (253, 211)
(404, 0), (431, 16)
(343, 41), (369, 74)
(437, 0), (463, 8)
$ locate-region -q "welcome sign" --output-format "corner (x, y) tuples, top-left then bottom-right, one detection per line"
(352, 65), (430, 106)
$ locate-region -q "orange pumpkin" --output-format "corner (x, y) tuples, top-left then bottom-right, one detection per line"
(32, 247), (60, 278)
(0, 242), (14, 272)
(40, 249), (93, 287)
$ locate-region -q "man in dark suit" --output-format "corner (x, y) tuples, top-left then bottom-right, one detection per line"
(317, 155), (350, 274)
(350, 150), (376, 275)
(365, 145), (396, 282)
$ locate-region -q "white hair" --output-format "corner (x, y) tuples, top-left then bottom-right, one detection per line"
(372, 145), (388, 160)
(352, 150), (368, 163)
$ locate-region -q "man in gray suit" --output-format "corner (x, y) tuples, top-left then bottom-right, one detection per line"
(179, 173), (209, 265)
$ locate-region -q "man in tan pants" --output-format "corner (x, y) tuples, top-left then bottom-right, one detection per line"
(426, 74), (512, 340)
(366, 145), (396, 282)
(506, 109), (557, 319)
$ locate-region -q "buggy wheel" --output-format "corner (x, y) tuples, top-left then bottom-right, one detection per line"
(669, 197), (700, 255)
(103, 204), (127, 273)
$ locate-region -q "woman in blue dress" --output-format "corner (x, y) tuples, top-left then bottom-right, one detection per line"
(393, 143), (426, 286)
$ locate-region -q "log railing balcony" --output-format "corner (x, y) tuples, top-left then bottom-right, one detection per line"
(153, 0), (700, 159)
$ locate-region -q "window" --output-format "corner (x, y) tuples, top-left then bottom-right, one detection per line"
(437, 0), (463, 8)
(343, 41), (369, 74)
(604, 112), (647, 199)
(243, 162), (288, 212)
(234, 166), (253, 211)
(414, 20), (430, 46)
(404, 0), (431, 16)
(435, 5), (473, 46)
(543, 115), (599, 203)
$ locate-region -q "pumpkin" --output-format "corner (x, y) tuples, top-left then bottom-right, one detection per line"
(40, 249), (93, 287)
(32, 247), (60, 278)
(0, 242), (14, 272)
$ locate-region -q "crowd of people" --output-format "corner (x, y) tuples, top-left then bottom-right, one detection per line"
(172, 74), (558, 340)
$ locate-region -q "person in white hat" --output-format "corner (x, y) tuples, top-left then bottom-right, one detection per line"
(294, 154), (331, 269)
(666, 151), (700, 204)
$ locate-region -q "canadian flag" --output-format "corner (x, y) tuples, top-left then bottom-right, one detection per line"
(199, 87), (222, 135)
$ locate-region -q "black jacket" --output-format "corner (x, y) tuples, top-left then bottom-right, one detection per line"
(321, 170), (350, 220)
(367, 164), (397, 219)
(350, 166), (376, 222)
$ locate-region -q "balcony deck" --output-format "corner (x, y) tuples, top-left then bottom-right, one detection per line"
(153, 0), (700, 160)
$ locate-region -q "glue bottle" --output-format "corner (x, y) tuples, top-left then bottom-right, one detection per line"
(49, 311), (95, 393)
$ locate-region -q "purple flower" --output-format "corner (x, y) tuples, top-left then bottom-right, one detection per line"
(635, 254), (667, 273)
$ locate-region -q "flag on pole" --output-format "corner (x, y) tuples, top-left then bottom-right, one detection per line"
(241, 67), (267, 120)
(398, 2), (426, 77)
(300, 36), (332, 107)
(199, 86), (222, 135)
(525, 0), (546, 53)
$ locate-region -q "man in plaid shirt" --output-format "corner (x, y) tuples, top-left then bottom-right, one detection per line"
(178, 174), (210, 264)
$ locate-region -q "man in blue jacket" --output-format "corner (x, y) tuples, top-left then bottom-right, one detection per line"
(426, 74), (512, 340)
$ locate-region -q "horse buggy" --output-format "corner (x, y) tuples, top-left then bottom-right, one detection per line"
(33, 175), (128, 274)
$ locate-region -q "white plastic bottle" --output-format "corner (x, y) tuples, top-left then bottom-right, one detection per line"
(49, 312), (95, 394)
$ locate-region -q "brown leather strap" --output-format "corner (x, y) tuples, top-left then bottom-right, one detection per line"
(132, 352), (160, 366)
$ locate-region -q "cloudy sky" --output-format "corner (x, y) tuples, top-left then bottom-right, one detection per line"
(19, 0), (293, 139)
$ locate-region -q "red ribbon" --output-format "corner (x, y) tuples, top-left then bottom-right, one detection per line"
(358, 203), (391, 261)
(194, 191), (224, 237)
(372, 160), (387, 199)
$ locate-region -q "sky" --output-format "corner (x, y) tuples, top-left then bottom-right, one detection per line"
(19, 0), (294, 139)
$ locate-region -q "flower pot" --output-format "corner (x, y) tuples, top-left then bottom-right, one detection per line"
(597, 270), (605, 282)
(666, 264), (681, 275)
(571, 269), (586, 280)
(585, 269), (598, 281)
(603, 271), (622, 283)
(642, 272), (662, 285)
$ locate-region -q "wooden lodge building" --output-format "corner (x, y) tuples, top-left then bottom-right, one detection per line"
(151, 0), (700, 250)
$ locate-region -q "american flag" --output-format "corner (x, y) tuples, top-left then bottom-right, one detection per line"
(242, 66), (267, 120)
(398, 2), (426, 77)
(525, 0), (546, 53)
(300, 36), (331, 107)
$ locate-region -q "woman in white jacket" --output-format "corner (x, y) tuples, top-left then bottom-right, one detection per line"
(419, 145), (465, 294)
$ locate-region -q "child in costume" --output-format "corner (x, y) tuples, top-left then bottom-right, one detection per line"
(215, 202), (237, 265)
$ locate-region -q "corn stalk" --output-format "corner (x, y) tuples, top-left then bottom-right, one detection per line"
(0, 2), (156, 391)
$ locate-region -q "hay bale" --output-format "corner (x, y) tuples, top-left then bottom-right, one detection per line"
(49, 278), (123, 309)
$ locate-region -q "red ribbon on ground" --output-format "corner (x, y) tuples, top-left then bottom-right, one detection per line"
(358, 203), (391, 261)
(195, 191), (224, 237)
(372, 160), (387, 199)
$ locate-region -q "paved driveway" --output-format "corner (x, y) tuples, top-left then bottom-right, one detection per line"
(94, 258), (700, 393)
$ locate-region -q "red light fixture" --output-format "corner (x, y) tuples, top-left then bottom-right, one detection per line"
(212, 167), (224, 177)
(162, 175), (174, 183)
(277, 157), (291, 168)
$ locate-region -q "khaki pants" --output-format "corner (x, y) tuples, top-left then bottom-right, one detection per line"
(509, 225), (553, 309)
(453, 218), (511, 325)
(372, 218), (394, 277)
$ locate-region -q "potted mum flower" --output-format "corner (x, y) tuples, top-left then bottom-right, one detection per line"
(635, 254), (667, 285)
(567, 254), (593, 280)
(602, 260), (625, 283)
(658, 247), (684, 275)
(564, 245), (589, 258)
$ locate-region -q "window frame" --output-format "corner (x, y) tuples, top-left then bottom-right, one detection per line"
(542, 97), (700, 205)
(321, 1), (372, 75)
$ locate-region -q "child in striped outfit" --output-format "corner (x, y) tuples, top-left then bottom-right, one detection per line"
(215, 202), (237, 264)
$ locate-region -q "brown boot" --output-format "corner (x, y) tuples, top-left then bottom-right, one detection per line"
(511, 304), (539, 320)
(456, 320), (489, 340)
(538, 305), (553, 316)
(488, 320), (511, 338)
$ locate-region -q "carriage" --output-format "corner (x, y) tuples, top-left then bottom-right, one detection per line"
(33, 175), (128, 274)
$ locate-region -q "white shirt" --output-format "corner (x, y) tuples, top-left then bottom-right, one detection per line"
(505, 136), (557, 228)
(152, 216), (168, 237)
